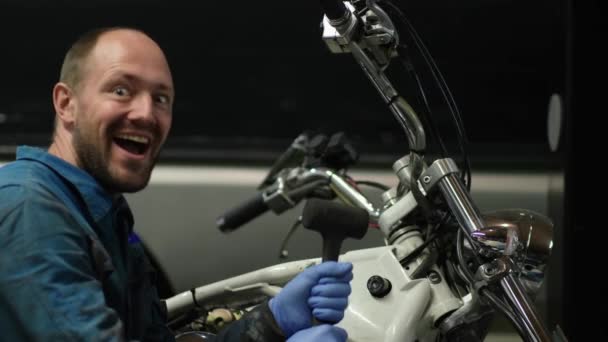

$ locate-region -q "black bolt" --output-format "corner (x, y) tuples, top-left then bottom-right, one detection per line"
(367, 275), (392, 298)
(427, 271), (442, 284)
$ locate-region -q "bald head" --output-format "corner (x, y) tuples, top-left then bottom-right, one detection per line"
(59, 27), (171, 93)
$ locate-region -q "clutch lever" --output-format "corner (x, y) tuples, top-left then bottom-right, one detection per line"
(257, 132), (310, 190)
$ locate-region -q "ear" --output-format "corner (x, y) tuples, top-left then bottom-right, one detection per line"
(53, 82), (77, 127)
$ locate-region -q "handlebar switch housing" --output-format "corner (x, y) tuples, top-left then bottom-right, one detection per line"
(263, 181), (296, 214)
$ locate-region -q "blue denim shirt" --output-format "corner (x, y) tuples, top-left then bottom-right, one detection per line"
(0, 146), (285, 342)
(0, 146), (172, 341)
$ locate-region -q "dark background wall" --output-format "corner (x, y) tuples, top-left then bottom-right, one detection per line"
(567, 0), (605, 340)
(0, 0), (565, 169)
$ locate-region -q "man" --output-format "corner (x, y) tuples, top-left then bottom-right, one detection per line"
(0, 27), (352, 341)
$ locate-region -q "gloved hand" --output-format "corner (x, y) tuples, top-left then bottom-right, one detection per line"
(269, 261), (353, 338)
(286, 324), (348, 342)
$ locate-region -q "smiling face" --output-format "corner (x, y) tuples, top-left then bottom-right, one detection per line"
(50, 29), (174, 193)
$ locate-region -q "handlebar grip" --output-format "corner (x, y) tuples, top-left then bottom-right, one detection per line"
(216, 192), (269, 233)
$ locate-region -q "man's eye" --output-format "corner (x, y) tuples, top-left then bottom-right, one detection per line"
(113, 86), (130, 96)
(156, 94), (170, 104)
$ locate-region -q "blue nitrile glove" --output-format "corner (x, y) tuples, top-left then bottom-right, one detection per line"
(269, 261), (353, 338)
(286, 325), (348, 342)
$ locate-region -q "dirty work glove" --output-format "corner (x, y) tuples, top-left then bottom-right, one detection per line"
(286, 324), (348, 342)
(269, 261), (353, 338)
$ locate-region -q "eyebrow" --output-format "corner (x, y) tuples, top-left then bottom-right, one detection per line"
(111, 72), (174, 96)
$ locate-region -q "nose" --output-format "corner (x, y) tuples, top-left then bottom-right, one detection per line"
(128, 93), (157, 126)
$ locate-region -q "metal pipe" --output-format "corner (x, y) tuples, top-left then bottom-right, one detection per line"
(500, 273), (551, 342)
(437, 173), (484, 234)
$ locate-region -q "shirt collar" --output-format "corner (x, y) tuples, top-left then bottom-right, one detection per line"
(15, 145), (125, 222)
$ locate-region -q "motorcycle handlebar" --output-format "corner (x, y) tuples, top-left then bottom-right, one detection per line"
(216, 192), (269, 233)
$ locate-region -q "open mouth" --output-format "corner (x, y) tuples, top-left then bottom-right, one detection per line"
(113, 134), (151, 156)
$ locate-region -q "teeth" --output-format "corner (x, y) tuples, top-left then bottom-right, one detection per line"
(116, 134), (149, 144)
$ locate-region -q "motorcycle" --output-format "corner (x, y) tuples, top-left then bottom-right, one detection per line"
(163, 1), (568, 341)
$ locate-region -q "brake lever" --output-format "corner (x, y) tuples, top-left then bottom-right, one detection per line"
(257, 132), (310, 190)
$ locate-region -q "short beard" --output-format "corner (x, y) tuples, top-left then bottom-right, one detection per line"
(73, 124), (156, 194)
